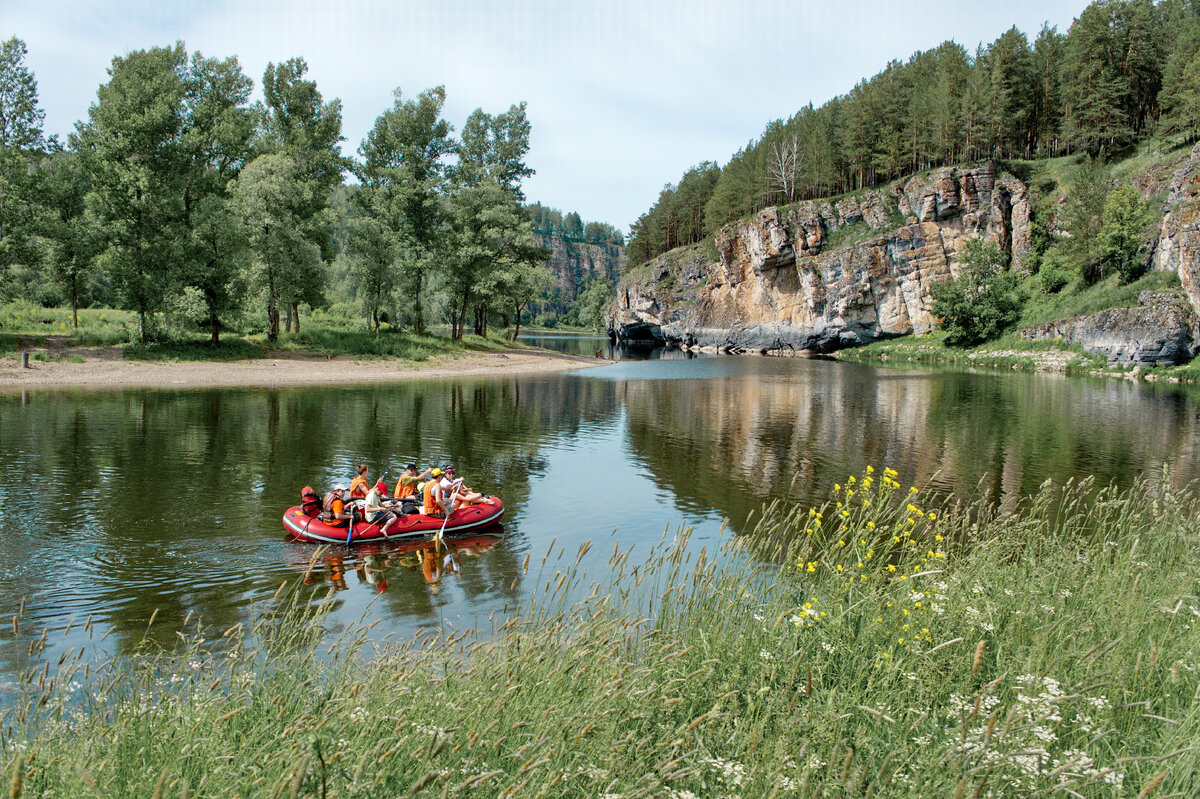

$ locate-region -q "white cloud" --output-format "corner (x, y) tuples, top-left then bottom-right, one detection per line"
(6, 0), (1088, 231)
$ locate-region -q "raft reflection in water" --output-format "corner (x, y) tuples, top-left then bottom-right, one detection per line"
(295, 533), (502, 594)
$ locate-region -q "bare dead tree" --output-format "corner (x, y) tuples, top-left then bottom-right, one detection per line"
(767, 134), (804, 204)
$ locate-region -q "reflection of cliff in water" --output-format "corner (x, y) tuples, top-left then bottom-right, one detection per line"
(620, 359), (1200, 530)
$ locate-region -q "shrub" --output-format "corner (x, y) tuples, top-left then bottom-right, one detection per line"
(930, 239), (1023, 347)
(1099, 184), (1154, 284)
(1038, 252), (1072, 294)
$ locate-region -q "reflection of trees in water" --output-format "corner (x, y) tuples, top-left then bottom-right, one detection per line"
(0, 376), (621, 664)
(620, 363), (1200, 533)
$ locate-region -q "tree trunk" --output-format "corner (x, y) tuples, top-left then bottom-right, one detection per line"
(511, 301), (524, 341)
(292, 302), (301, 334)
(412, 274), (425, 335)
(138, 309), (147, 344)
(372, 307), (379, 334)
(284, 304), (293, 334)
(70, 277), (78, 330)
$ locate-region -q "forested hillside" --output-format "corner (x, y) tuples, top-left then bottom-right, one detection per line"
(627, 0), (1200, 267)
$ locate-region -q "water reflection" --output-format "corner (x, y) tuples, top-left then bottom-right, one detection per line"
(292, 534), (502, 595)
(2, 356), (1200, 682)
(517, 334), (703, 361)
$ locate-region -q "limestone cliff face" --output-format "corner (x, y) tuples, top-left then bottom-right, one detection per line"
(608, 163), (1031, 352)
(537, 234), (625, 311)
(1153, 143), (1200, 315)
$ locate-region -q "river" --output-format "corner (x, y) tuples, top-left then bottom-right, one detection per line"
(1, 349), (1198, 683)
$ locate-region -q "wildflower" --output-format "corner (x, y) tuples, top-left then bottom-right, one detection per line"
(836, 565), (843, 572)
(910, 487), (918, 495)
(935, 534), (943, 541)
(834, 483), (841, 492)
(887, 564), (897, 572)
(867, 521), (876, 529)
(866, 465), (874, 474)
(929, 513), (936, 521)
(807, 562), (817, 573)
(848, 475), (856, 484)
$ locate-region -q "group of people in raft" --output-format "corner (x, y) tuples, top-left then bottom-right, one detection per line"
(321, 462), (495, 537)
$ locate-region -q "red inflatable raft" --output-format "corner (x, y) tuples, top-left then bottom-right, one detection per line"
(283, 498), (504, 545)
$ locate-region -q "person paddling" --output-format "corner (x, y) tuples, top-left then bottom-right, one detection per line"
(395, 464), (431, 501)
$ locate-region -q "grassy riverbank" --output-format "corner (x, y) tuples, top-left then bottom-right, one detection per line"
(834, 331), (1113, 374)
(0, 305), (520, 362)
(5, 471), (1199, 797)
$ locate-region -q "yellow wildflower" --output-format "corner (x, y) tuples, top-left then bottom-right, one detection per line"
(887, 564), (897, 572)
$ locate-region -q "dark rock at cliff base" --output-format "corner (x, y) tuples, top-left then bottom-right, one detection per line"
(1019, 291), (1199, 366)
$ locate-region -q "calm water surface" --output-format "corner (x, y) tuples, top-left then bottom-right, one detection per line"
(2, 355), (1198, 683)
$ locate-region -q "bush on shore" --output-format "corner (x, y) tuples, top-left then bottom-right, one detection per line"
(3, 471), (1198, 797)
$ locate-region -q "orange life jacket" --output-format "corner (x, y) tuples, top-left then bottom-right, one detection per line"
(423, 481), (441, 516)
(322, 493), (349, 528)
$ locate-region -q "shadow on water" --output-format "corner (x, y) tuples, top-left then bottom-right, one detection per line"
(2, 354), (1200, 682)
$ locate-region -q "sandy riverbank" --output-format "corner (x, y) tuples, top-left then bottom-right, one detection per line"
(0, 348), (607, 390)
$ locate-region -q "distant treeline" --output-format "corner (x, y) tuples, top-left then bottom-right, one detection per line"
(525, 203), (625, 247)
(628, 0), (1200, 266)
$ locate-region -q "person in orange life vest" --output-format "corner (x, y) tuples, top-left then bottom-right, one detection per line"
(321, 484), (351, 528)
(364, 480), (401, 537)
(348, 464), (370, 498)
(422, 468), (446, 516)
(395, 464), (431, 500)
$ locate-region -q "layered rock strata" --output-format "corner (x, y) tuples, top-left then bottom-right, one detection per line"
(1019, 290), (1199, 366)
(609, 163), (1031, 352)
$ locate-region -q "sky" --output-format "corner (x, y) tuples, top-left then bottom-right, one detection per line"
(7, 0), (1091, 233)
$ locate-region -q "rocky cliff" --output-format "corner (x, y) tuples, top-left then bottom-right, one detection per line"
(609, 163), (1031, 353)
(537, 234), (625, 312)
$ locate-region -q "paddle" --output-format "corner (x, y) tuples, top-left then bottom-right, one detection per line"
(435, 479), (464, 545)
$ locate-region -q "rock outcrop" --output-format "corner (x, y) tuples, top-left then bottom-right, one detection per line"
(608, 163), (1032, 352)
(1019, 290), (1199, 366)
(1153, 143), (1200, 316)
(537, 234), (625, 314)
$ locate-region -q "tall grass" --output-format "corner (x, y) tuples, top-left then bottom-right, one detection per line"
(3, 471), (1198, 797)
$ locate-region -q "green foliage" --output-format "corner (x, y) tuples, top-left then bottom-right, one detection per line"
(231, 154), (323, 341)
(355, 86), (453, 334)
(627, 162), (720, 266)
(1017, 267), (1179, 329)
(1061, 155), (1110, 283)
(929, 238), (1023, 346)
(525, 203), (623, 245)
(573, 275), (615, 332)
(1037, 251), (1071, 294)
(1099, 183), (1154, 282)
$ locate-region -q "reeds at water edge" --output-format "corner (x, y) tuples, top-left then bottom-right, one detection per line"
(2, 469), (1199, 797)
